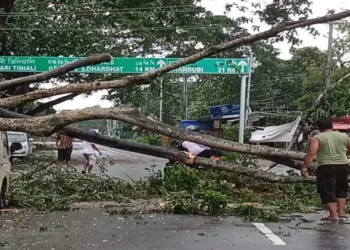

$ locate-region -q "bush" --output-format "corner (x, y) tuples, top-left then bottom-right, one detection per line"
(163, 165), (200, 193)
(200, 190), (227, 215)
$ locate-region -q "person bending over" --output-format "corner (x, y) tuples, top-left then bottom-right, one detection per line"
(182, 125), (223, 159)
(82, 130), (102, 175)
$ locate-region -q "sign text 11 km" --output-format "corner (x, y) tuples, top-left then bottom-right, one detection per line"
(0, 56), (249, 75)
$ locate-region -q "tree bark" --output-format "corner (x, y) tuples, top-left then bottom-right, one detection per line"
(0, 108), (305, 161)
(25, 93), (78, 116)
(194, 158), (316, 184)
(0, 108), (137, 135)
(0, 54), (112, 91)
(1, 10), (350, 107)
(0, 109), (314, 183)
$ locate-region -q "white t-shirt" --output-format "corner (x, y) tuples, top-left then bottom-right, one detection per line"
(83, 141), (95, 155)
(182, 141), (210, 156)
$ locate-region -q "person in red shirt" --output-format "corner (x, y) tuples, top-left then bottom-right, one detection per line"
(56, 133), (73, 166)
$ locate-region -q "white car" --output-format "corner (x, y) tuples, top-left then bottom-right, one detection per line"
(0, 131), (11, 209)
(7, 132), (32, 158)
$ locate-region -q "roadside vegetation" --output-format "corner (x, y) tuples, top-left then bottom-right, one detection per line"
(8, 155), (321, 222)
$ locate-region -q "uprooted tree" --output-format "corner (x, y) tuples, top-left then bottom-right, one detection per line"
(1, 7), (350, 183)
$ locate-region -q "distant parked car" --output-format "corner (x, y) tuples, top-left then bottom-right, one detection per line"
(7, 132), (32, 158)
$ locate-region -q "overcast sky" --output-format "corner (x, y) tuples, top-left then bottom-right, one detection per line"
(53, 0), (350, 111)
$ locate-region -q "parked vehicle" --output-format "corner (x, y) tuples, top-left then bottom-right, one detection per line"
(0, 131), (11, 208)
(7, 131), (32, 158)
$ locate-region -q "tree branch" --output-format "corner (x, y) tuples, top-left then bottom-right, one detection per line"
(25, 93), (78, 116)
(1, 10), (350, 107)
(0, 109), (313, 183)
(195, 158), (316, 183)
(0, 108), (305, 161)
(0, 108), (137, 135)
(0, 54), (112, 91)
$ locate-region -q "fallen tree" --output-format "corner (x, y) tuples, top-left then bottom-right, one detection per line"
(0, 10), (347, 183)
(0, 107), (305, 162)
(0, 108), (313, 182)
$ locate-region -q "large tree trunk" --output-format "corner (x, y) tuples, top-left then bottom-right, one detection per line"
(0, 108), (305, 162)
(0, 109), (313, 183)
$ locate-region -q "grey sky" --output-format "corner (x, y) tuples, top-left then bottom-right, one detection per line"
(54, 0), (350, 111)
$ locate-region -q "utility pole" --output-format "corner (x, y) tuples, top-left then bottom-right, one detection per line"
(326, 22), (334, 88)
(245, 46), (253, 125)
(239, 75), (248, 143)
(182, 75), (188, 120)
(159, 78), (163, 122)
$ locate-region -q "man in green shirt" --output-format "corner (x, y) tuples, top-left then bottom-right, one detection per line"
(302, 118), (350, 221)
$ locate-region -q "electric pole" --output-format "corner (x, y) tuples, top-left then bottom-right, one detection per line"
(326, 22), (334, 88)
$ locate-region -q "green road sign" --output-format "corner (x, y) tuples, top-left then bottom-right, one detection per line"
(0, 56), (249, 75)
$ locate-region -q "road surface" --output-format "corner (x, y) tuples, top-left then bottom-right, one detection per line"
(7, 143), (350, 249)
(0, 209), (349, 250)
(34, 142), (167, 181)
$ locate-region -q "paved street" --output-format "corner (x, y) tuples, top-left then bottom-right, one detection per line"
(1, 209), (350, 250)
(34, 142), (167, 180)
(10, 143), (350, 249)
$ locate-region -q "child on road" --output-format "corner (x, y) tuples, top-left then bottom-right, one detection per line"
(82, 130), (102, 175)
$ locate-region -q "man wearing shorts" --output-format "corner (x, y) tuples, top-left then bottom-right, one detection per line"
(82, 136), (102, 175)
(56, 133), (73, 166)
(302, 118), (350, 221)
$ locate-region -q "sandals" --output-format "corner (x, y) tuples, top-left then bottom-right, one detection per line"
(321, 217), (338, 222)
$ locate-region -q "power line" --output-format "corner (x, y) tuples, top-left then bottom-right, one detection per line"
(0, 24), (238, 32)
(0, 5), (204, 17)
(0, 9), (205, 17)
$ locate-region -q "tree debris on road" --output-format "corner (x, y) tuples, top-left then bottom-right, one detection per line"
(7, 157), (321, 221)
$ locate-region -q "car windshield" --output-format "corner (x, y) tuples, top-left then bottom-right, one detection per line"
(8, 133), (27, 142)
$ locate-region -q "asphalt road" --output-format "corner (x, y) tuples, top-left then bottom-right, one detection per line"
(35, 142), (167, 181)
(7, 143), (350, 249)
(1, 210), (350, 250)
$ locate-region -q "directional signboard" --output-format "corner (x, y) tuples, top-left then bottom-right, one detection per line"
(0, 56), (249, 75)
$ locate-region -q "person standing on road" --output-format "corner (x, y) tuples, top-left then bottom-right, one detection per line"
(301, 118), (350, 221)
(56, 133), (73, 166)
(82, 131), (102, 175)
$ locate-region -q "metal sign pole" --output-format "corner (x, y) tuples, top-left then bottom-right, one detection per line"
(245, 48), (253, 125)
(185, 75), (188, 120)
(159, 78), (163, 122)
(239, 75), (248, 143)
(182, 75), (188, 120)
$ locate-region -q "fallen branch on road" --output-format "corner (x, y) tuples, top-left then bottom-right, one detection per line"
(0, 107), (305, 163)
(9, 157), (319, 219)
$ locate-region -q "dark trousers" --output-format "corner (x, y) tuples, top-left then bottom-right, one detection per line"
(316, 164), (350, 204)
(197, 149), (223, 158)
(57, 147), (73, 162)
